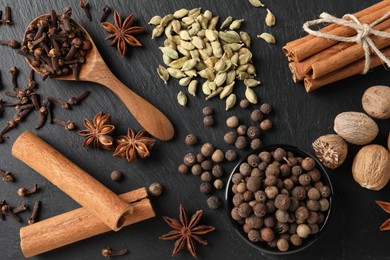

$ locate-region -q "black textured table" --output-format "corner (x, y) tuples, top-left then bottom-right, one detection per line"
(0, 0), (389, 259)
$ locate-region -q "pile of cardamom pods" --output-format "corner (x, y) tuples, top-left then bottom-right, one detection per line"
(149, 8), (261, 110)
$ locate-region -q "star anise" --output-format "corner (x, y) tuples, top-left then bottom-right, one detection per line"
(376, 201), (390, 231)
(101, 10), (145, 57)
(113, 128), (156, 163)
(159, 204), (215, 258)
(78, 112), (115, 150)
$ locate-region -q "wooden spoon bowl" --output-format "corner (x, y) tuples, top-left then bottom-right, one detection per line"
(23, 14), (174, 141)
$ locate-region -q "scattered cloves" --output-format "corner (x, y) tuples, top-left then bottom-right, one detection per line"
(28, 200), (40, 225)
(48, 96), (70, 109)
(0, 200), (5, 221)
(79, 0), (92, 21)
(2, 6), (12, 25)
(102, 247), (128, 258)
(18, 184), (39, 197)
(0, 39), (19, 49)
(1, 170), (14, 182)
(27, 69), (37, 89)
(52, 118), (75, 131)
(100, 5), (111, 23)
(67, 91), (90, 105)
(1, 203), (22, 223)
(10, 66), (19, 91)
(12, 202), (28, 214)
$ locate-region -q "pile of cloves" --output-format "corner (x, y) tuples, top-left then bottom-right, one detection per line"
(0, 66), (90, 143)
(0, 200), (40, 225)
(18, 7), (91, 80)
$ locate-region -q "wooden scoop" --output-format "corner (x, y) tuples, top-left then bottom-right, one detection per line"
(23, 15), (174, 141)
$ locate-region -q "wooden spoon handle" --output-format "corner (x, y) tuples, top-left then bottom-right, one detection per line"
(95, 71), (174, 141)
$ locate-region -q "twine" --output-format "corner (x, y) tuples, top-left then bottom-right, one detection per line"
(303, 12), (390, 74)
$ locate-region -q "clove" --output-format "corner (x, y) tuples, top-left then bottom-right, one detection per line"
(2, 6), (12, 25)
(36, 99), (49, 129)
(0, 70), (3, 89)
(67, 91), (90, 105)
(1, 204), (22, 223)
(52, 118), (75, 131)
(0, 169), (14, 182)
(0, 39), (19, 49)
(0, 98), (4, 117)
(0, 200), (5, 221)
(102, 247), (128, 258)
(10, 66), (19, 91)
(100, 5), (111, 23)
(27, 200), (40, 225)
(79, 0), (92, 21)
(29, 93), (41, 110)
(27, 69), (37, 89)
(12, 202), (28, 214)
(48, 96), (70, 109)
(18, 184), (39, 197)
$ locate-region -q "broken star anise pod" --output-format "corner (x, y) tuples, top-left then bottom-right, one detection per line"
(159, 204), (215, 258)
(78, 112), (115, 150)
(101, 10), (145, 57)
(113, 128), (156, 163)
(376, 201), (390, 231)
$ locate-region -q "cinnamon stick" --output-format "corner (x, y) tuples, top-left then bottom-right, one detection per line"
(12, 131), (133, 231)
(20, 188), (155, 258)
(284, 1), (390, 62)
(303, 46), (390, 92)
(288, 42), (353, 82)
(308, 18), (390, 79)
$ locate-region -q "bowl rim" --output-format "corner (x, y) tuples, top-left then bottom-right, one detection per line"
(225, 144), (333, 255)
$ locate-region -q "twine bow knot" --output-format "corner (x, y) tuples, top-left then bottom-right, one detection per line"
(303, 12), (390, 74)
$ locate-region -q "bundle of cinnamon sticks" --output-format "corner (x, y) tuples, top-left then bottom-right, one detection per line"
(283, 0), (390, 92)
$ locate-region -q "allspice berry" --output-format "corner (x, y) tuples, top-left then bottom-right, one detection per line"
(226, 116), (239, 128)
(235, 136), (248, 150)
(207, 196), (221, 209)
(214, 179), (224, 189)
(200, 182), (213, 194)
(224, 131), (238, 144)
(185, 134), (198, 146)
(247, 126), (260, 139)
(211, 149), (224, 163)
(149, 182), (163, 196)
(247, 154), (260, 167)
(201, 160), (213, 171)
(178, 164), (189, 174)
(191, 164), (203, 176)
(301, 157), (316, 171)
(237, 125), (248, 136)
(225, 149), (238, 161)
(274, 194), (291, 211)
(183, 153), (196, 167)
(201, 143), (215, 157)
(201, 171), (213, 182)
(277, 238), (289, 252)
(240, 99), (250, 109)
(261, 227), (275, 242)
(296, 224), (311, 238)
(110, 170), (123, 182)
(260, 103), (272, 114)
(250, 109), (264, 122)
(290, 234), (302, 246)
(250, 138), (262, 150)
(212, 165), (224, 178)
(248, 229), (261, 242)
(260, 119), (272, 131)
(246, 176), (261, 192)
(203, 115), (215, 127)
(202, 106), (214, 116)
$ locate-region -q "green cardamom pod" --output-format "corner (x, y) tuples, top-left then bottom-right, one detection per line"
(188, 80), (198, 96)
(188, 7), (202, 18)
(211, 41), (223, 58)
(177, 91), (187, 106)
(181, 59), (197, 71)
(219, 31), (241, 43)
(249, 0), (265, 7)
(245, 87), (258, 104)
(265, 9), (276, 27)
(173, 8), (189, 19)
(244, 78), (261, 87)
(208, 16), (220, 30)
(157, 65), (169, 84)
(220, 16), (233, 29)
(151, 25), (164, 39)
(160, 14), (174, 27)
(148, 16), (162, 25)
(240, 31), (251, 47)
(167, 68), (186, 78)
(159, 47), (179, 59)
(169, 56), (189, 69)
(179, 77), (191, 86)
(220, 81), (235, 99)
(179, 30), (191, 41)
(214, 72), (227, 87)
(229, 19), (244, 30)
(225, 94), (237, 110)
(205, 29), (218, 42)
(202, 81), (212, 95)
(205, 87), (223, 100)
(257, 33), (276, 44)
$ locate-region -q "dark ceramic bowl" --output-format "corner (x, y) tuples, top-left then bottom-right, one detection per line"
(225, 144), (333, 255)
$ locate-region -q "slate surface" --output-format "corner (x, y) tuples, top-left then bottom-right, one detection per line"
(0, 0), (389, 259)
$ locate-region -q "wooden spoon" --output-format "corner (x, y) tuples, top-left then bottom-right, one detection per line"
(23, 15), (174, 141)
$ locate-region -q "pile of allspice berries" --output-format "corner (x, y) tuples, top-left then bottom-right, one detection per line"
(312, 85), (390, 191)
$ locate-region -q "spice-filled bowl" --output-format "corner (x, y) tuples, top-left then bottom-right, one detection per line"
(225, 144), (333, 254)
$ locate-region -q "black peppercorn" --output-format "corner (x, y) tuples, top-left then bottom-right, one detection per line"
(247, 126), (260, 139)
(226, 116), (239, 128)
(232, 173), (244, 184)
(212, 165), (224, 178)
(178, 164), (189, 174)
(248, 229), (261, 242)
(191, 164), (203, 176)
(260, 119), (272, 131)
(250, 109), (264, 123)
(224, 131), (238, 144)
(274, 194), (291, 211)
(261, 227), (275, 242)
(201, 143), (215, 157)
(207, 196), (221, 209)
(201, 160), (213, 171)
(301, 157), (316, 171)
(240, 99), (250, 109)
(185, 134), (198, 146)
(246, 176), (261, 192)
(201, 171), (213, 182)
(225, 149), (238, 161)
(237, 125), (248, 136)
(247, 154), (260, 167)
(250, 138), (262, 150)
(183, 153), (196, 167)
(203, 115), (215, 127)
(235, 136), (248, 150)
(202, 106), (213, 116)
(110, 170), (123, 182)
(260, 103), (272, 114)
(200, 182), (213, 194)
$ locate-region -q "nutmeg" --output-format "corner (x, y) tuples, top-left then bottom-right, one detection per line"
(334, 112), (379, 145)
(362, 85), (390, 119)
(352, 144), (390, 191)
(312, 134), (348, 169)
